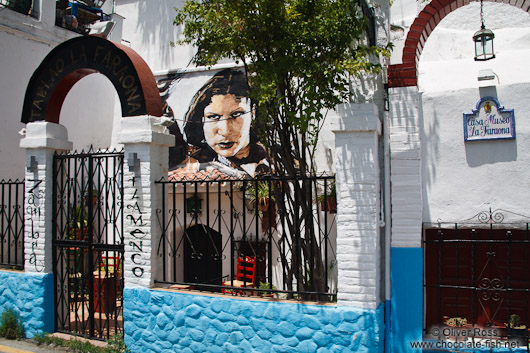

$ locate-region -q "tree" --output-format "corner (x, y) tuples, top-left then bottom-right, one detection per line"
(174, 0), (390, 300)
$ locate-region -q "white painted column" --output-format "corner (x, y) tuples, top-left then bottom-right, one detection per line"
(118, 116), (174, 288)
(388, 86), (422, 248)
(39, 0), (57, 27)
(333, 103), (382, 309)
(20, 122), (73, 273)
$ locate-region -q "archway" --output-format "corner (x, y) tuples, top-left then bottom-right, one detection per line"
(19, 36), (164, 341)
(388, 0), (530, 88)
(387, 1), (530, 351)
(21, 36), (163, 123)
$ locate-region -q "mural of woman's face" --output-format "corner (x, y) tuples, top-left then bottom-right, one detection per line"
(203, 94), (252, 158)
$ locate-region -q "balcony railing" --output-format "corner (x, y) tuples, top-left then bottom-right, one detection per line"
(155, 174), (338, 302)
(56, 1), (110, 35)
(1, 0), (38, 18)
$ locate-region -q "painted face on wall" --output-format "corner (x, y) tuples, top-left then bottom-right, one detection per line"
(203, 94), (252, 158)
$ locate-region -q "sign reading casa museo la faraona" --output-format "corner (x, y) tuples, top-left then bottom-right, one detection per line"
(463, 97), (515, 142)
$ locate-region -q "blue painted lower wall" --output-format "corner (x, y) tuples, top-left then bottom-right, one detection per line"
(389, 248), (530, 353)
(390, 247), (423, 353)
(0, 270), (54, 338)
(124, 288), (385, 353)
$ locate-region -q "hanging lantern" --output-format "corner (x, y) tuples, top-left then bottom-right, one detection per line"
(473, 0), (495, 61)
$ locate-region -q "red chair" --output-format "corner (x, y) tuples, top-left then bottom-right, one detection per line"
(222, 256), (257, 296)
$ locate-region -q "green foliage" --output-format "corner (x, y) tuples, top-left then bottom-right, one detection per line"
(245, 181), (274, 209)
(104, 334), (130, 353)
(174, 0), (389, 299)
(317, 179), (336, 202)
(34, 333), (101, 352)
(32, 331), (50, 344)
(0, 307), (24, 340)
(507, 314), (527, 329)
(33, 333), (128, 353)
(68, 339), (104, 353)
(445, 317), (467, 327)
(258, 281), (277, 295)
(175, 0), (391, 175)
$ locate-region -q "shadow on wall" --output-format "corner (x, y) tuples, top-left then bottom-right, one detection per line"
(136, 0), (192, 69)
(465, 140), (517, 167)
(421, 92), (439, 194)
(337, 121), (383, 301)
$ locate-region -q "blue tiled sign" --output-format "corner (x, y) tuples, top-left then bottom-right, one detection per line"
(463, 97), (515, 142)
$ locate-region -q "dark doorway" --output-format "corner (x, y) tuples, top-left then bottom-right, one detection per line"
(184, 224), (223, 289)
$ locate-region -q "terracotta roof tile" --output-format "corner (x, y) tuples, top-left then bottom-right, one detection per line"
(168, 161), (245, 182)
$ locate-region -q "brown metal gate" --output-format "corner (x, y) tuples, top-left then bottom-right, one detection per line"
(52, 148), (124, 340)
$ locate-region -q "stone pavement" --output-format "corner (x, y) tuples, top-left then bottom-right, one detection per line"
(0, 337), (68, 353)
(0, 333), (106, 353)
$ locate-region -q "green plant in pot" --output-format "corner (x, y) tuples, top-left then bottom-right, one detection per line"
(246, 181), (277, 231)
(445, 317), (467, 327)
(246, 181), (274, 211)
(67, 204), (88, 240)
(318, 180), (336, 213)
(444, 317), (468, 341)
(506, 314), (528, 345)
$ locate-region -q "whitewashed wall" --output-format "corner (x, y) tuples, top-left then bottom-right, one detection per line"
(0, 0), (122, 181)
(418, 3), (530, 224)
(115, 0), (197, 73)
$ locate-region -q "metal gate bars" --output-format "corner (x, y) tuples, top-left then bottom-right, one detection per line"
(52, 148), (124, 340)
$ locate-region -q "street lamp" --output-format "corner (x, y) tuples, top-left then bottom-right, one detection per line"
(473, 0), (495, 61)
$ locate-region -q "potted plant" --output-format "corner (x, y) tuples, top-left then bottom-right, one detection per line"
(444, 317), (468, 341)
(84, 189), (100, 206)
(506, 314), (528, 345)
(93, 269), (117, 313)
(445, 316), (467, 327)
(246, 181), (274, 211)
(257, 282), (277, 298)
(246, 181), (277, 231)
(67, 204), (88, 240)
(318, 180), (337, 213)
(93, 257), (121, 313)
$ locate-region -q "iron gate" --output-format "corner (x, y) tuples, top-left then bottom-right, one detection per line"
(424, 210), (530, 347)
(52, 148), (124, 340)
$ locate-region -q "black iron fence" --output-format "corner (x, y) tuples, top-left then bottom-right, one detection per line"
(0, 179), (24, 270)
(0, 0), (38, 18)
(423, 209), (530, 348)
(155, 174), (337, 302)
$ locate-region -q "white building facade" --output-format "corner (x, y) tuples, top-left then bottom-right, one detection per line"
(389, 0), (530, 351)
(1, 0), (530, 351)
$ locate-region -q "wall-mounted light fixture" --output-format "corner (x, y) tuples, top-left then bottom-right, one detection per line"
(26, 156), (37, 172)
(128, 153), (140, 172)
(473, 0), (495, 61)
(186, 195), (202, 214)
(477, 69), (498, 87)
